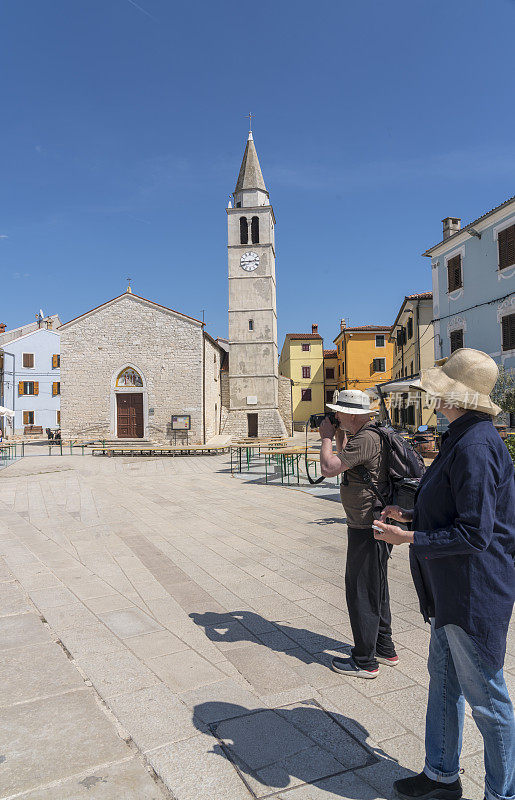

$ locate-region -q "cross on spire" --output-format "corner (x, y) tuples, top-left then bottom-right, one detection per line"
(245, 112), (254, 132)
(126, 276), (132, 294)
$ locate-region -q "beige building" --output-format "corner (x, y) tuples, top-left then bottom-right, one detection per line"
(390, 291), (437, 429)
(222, 129), (287, 438)
(59, 289), (223, 443)
(323, 349), (338, 405)
(279, 325), (324, 426)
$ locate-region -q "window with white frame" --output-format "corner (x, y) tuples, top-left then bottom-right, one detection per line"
(375, 334), (385, 347)
(501, 313), (515, 351)
(450, 329), (464, 353)
(498, 224), (515, 271)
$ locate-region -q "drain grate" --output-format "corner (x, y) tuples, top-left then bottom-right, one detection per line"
(209, 699), (377, 798)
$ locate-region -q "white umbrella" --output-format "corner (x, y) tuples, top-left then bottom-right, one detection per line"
(0, 406), (15, 417)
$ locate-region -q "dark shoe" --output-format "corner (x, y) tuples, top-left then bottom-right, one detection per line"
(394, 772), (462, 800)
(376, 653), (399, 666)
(331, 656), (379, 679)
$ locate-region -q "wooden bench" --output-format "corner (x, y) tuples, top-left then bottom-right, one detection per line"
(24, 425), (43, 435)
(91, 444), (230, 457)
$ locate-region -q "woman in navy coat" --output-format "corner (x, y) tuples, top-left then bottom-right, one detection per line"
(374, 349), (515, 800)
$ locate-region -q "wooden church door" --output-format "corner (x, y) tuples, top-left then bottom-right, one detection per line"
(116, 394), (144, 438)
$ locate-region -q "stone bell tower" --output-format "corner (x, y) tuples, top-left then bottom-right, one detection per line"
(222, 129), (287, 438)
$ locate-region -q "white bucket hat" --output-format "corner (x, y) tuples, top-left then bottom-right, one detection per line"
(326, 389), (378, 415)
(419, 348), (501, 416)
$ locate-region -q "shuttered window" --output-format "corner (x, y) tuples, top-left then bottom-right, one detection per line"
(501, 313), (515, 351)
(52, 382), (60, 396)
(326, 390), (334, 403)
(450, 329), (464, 352)
(375, 334), (385, 347)
(301, 343), (310, 351)
(325, 368), (335, 379)
(52, 354), (60, 368)
(21, 381), (38, 395)
(302, 366), (311, 379)
(301, 389), (312, 401)
(23, 411), (34, 425)
(57, 411), (61, 425)
(447, 255), (463, 292)
(407, 317), (413, 340)
(498, 225), (515, 270)
(373, 358), (386, 372)
(22, 353), (34, 368)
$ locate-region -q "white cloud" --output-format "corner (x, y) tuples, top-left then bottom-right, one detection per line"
(0, 234), (8, 239)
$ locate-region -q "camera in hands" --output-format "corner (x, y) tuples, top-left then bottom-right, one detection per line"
(308, 411), (339, 429)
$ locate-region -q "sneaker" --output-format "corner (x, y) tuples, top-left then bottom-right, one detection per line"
(376, 654), (399, 666)
(394, 772), (462, 800)
(331, 656), (379, 679)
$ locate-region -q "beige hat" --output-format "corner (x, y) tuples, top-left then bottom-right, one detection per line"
(419, 348), (501, 416)
(326, 389), (379, 415)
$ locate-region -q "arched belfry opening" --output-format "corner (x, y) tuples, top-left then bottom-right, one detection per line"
(251, 216), (259, 244)
(240, 217), (248, 244)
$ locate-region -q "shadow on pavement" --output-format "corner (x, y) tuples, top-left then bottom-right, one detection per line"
(192, 699), (415, 798)
(190, 610), (352, 665)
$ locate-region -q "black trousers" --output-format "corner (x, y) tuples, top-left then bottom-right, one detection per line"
(345, 527), (397, 670)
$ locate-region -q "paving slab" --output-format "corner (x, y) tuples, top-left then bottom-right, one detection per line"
(75, 649), (160, 698)
(125, 629), (189, 659)
(0, 583), (32, 616)
(108, 683), (202, 751)
(99, 607), (164, 638)
(0, 611), (54, 651)
(0, 641), (84, 705)
(147, 649), (225, 692)
(17, 758), (169, 800)
(148, 732), (254, 800)
(0, 688), (129, 796)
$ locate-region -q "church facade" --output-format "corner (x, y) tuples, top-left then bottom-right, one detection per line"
(59, 291), (223, 443)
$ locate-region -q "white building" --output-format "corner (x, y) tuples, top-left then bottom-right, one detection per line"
(0, 315), (61, 436)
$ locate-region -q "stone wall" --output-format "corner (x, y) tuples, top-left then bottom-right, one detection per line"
(60, 294), (205, 443)
(221, 408), (287, 438)
(203, 336), (223, 442)
(278, 374), (293, 436)
(220, 370), (230, 433)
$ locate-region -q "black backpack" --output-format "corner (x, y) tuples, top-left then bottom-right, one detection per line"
(356, 423), (426, 511)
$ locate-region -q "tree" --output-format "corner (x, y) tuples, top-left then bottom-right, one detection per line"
(491, 366), (515, 414)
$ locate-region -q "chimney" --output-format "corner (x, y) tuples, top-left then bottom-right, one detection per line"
(311, 323), (318, 335)
(340, 318), (346, 331)
(442, 217), (461, 241)
(0, 323), (6, 334)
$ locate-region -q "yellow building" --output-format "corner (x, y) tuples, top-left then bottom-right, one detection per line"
(279, 324), (324, 425)
(390, 291), (437, 430)
(323, 349), (338, 405)
(333, 321), (394, 392)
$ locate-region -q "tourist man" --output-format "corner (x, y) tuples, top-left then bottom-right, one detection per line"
(319, 389), (398, 677)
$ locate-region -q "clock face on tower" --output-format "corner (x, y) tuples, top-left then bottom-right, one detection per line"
(240, 252), (260, 272)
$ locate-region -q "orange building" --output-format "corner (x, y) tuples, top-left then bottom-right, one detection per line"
(333, 321), (394, 392)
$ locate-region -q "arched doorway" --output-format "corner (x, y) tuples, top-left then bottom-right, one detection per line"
(112, 367), (145, 438)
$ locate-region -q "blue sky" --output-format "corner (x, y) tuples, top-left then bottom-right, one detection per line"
(2, 0), (515, 347)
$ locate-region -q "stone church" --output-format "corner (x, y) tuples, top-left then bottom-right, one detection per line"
(59, 131), (291, 442)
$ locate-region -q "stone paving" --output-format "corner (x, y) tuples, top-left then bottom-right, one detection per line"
(0, 452), (513, 799)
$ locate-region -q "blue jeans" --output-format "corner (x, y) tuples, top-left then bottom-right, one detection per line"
(425, 621), (515, 800)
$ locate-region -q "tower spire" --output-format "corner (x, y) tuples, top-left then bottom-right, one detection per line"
(234, 130), (267, 196)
